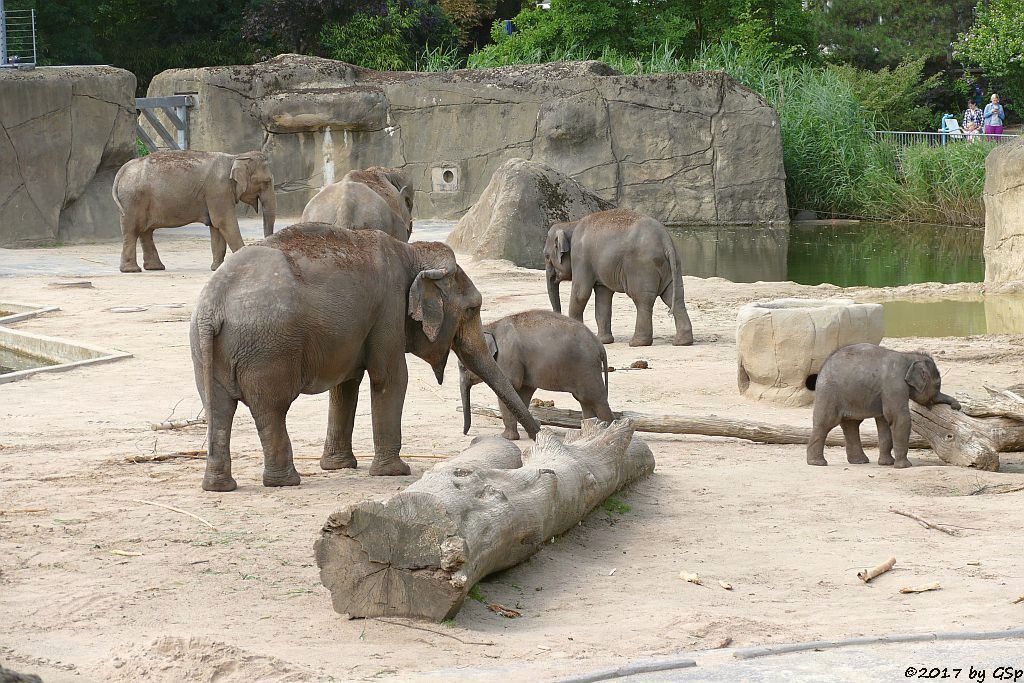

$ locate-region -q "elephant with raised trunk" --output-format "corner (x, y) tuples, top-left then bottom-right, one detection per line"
(544, 209), (694, 347)
(806, 344), (961, 468)
(301, 166), (414, 241)
(190, 222), (540, 491)
(112, 150), (276, 272)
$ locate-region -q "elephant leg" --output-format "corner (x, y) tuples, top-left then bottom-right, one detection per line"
(322, 375), (362, 470)
(251, 404), (301, 487)
(876, 417), (895, 466)
(841, 419), (869, 463)
(209, 226), (227, 272)
(139, 231), (166, 271)
(660, 288), (694, 346)
(889, 410), (913, 468)
(368, 359), (411, 476)
(577, 393), (597, 420)
(209, 205), (245, 269)
(119, 215), (142, 273)
(594, 285), (615, 344)
(807, 404), (836, 466)
(567, 279), (595, 322)
(202, 380), (238, 492)
(629, 291), (657, 347)
(500, 386), (535, 440)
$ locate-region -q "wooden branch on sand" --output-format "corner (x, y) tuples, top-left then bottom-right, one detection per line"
(315, 420), (655, 622)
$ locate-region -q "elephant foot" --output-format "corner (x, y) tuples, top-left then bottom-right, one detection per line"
(501, 429), (521, 441)
(807, 457), (828, 466)
(878, 454), (895, 466)
(598, 333), (615, 345)
(320, 452), (357, 470)
(210, 261), (223, 271)
(368, 458), (412, 476)
(673, 333), (694, 346)
(120, 262), (142, 273)
(263, 468), (301, 487)
(893, 459), (913, 469)
(143, 261), (166, 271)
(202, 475), (238, 492)
(628, 336), (653, 347)
(846, 454), (870, 464)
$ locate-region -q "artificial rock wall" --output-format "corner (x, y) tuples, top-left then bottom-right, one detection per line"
(0, 66), (137, 247)
(147, 55), (789, 223)
(984, 138), (1024, 282)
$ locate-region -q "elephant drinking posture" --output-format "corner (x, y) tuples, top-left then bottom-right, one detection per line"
(544, 209), (694, 346)
(190, 222), (540, 491)
(113, 150), (276, 272)
(806, 344), (961, 468)
(301, 166), (414, 242)
(459, 309), (614, 440)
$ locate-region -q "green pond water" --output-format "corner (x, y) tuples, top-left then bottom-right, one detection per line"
(0, 347), (57, 375)
(881, 297), (1024, 337)
(668, 221), (984, 286)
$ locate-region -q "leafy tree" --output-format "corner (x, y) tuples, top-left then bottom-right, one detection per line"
(6, 0), (103, 66)
(830, 57), (940, 131)
(243, 0), (383, 55)
(438, 0), (499, 47)
(954, 0), (1024, 105)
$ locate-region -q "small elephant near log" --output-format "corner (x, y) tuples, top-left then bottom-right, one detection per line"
(301, 166), (414, 242)
(190, 222), (540, 491)
(112, 150), (276, 272)
(460, 309), (614, 440)
(806, 343), (961, 468)
(544, 209), (694, 346)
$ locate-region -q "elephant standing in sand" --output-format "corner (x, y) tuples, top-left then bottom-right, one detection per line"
(190, 222), (540, 491)
(544, 209), (694, 346)
(301, 166), (414, 241)
(112, 150), (276, 272)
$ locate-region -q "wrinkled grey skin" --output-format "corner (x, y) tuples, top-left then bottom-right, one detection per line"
(190, 222), (540, 491)
(459, 309), (614, 440)
(112, 150), (276, 272)
(544, 209), (694, 347)
(807, 343), (962, 468)
(302, 166), (415, 241)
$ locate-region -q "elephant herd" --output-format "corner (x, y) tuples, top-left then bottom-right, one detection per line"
(112, 151), (959, 491)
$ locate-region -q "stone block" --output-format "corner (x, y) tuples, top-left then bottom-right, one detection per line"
(984, 138), (1024, 282)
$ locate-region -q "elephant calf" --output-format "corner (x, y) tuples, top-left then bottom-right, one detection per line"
(301, 166), (414, 242)
(460, 309), (614, 440)
(807, 343), (961, 468)
(113, 150), (276, 272)
(544, 209), (694, 347)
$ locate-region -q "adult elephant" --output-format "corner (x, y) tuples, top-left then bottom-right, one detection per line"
(190, 222), (540, 491)
(301, 166), (414, 241)
(544, 209), (694, 346)
(112, 150), (276, 272)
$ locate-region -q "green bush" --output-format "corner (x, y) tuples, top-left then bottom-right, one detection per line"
(829, 57), (941, 132)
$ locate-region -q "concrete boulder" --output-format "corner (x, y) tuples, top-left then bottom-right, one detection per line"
(736, 298), (884, 406)
(147, 54), (789, 222)
(984, 139), (1024, 282)
(447, 158), (613, 267)
(0, 66), (136, 247)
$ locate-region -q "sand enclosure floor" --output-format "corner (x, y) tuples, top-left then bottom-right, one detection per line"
(2, 233), (1024, 682)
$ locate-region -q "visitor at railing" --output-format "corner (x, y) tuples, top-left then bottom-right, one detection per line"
(984, 93), (1006, 140)
(963, 101), (984, 143)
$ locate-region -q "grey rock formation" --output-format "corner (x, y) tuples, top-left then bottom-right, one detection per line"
(147, 55), (789, 223)
(984, 139), (1024, 282)
(0, 66), (136, 247)
(448, 158), (613, 267)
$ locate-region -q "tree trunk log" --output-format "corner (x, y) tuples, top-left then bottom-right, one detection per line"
(314, 421), (654, 622)
(959, 386), (1024, 421)
(909, 403), (1001, 471)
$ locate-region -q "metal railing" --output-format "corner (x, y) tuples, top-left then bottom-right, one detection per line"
(873, 130), (1019, 146)
(0, 0), (37, 68)
(135, 95), (195, 152)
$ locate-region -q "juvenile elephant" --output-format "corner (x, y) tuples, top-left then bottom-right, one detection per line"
(301, 166), (414, 241)
(459, 309), (614, 440)
(190, 222), (540, 491)
(113, 150), (275, 272)
(544, 209), (694, 347)
(806, 343), (961, 468)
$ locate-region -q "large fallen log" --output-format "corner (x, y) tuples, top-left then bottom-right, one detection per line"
(909, 403), (1003, 471)
(315, 420), (654, 622)
(959, 386), (1024, 421)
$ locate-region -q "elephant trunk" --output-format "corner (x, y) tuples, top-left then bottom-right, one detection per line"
(260, 187), (277, 237)
(546, 263), (561, 313)
(456, 332), (539, 439)
(460, 369), (473, 435)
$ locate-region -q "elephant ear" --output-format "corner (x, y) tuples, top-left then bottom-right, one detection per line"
(230, 156), (250, 201)
(904, 360), (932, 396)
(483, 331), (498, 359)
(555, 229), (571, 263)
(408, 268), (448, 342)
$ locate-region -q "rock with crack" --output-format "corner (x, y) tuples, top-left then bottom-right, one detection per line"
(447, 158), (614, 268)
(984, 138), (1024, 282)
(0, 66), (136, 247)
(314, 420), (655, 621)
(147, 54), (789, 222)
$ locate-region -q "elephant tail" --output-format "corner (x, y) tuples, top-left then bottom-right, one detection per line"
(111, 163), (127, 217)
(600, 344), (609, 393)
(665, 233), (683, 311)
(194, 309), (222, 413)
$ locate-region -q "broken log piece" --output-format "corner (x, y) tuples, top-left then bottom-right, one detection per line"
(959, 386), (1024, 421)
(858, 557), (896, 583)
(151, 417), (207, 431)
(467, 405), (929, 449)
(315, 419), (654, 622)
(909, 403), (1001, 471)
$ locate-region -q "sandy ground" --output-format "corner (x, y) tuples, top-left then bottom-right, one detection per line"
(2, 224), (1024, 683)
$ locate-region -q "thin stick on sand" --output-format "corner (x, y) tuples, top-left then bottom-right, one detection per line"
(0, 507), (48, 515)
(131, 499), (217, 531)
(858, 557), (896, 583)
(889, 508), (957, 536)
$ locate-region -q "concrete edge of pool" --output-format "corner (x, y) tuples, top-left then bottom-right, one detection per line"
(0, 302), (61, 325)
(0, 326), (132, 384)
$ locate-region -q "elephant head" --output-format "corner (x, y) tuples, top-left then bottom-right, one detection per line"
(231, 151), (277, 237)
(544, 221), (576, 314)
(458, 331), (498, 434)
(904, 355), (944, 405)
(406, 243), (540, 439)
(375, 166), (414, 216)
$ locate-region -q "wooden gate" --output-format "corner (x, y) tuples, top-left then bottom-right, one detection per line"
(135, 95), (195, 152)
